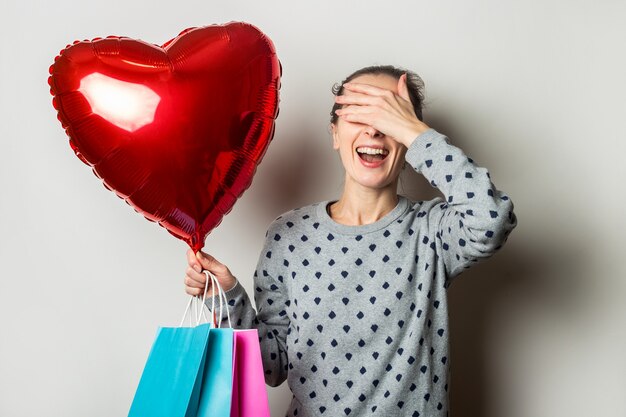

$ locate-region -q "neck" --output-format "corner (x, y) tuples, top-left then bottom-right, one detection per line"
(329, 177), (399, 226)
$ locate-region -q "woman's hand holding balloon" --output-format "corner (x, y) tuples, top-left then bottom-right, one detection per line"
(184, 249), (238, 297)
(334, 74), (430, 147)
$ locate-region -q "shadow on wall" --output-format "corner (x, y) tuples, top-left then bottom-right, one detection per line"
(445, 230), (591, 417)
(253, 124), (343, 223)
(447, 246), (523, 417)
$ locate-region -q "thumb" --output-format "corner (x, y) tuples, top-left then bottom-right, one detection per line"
(397, 73), (410, 102)
(195, 251), (223, 272)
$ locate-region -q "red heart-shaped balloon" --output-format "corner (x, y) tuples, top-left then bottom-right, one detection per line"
(49, 22), (280, 252)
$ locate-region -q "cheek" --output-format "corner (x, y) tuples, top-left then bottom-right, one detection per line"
(333, 128), (356, 151)
(390, 148), (407, 172)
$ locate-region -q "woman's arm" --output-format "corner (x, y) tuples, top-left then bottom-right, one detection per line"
(333, 75), (516, 283)
(249, 235), (291, 386)
(185, 233), (291, 387)
(406, 129), (517, 282)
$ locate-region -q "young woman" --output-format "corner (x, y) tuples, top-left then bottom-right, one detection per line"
(184, 65), (517, 417)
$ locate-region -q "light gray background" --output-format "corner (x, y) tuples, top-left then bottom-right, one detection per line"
(1, 1), (625, 416)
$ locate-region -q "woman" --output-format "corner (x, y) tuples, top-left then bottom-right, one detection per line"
(184, 65), (517, 417)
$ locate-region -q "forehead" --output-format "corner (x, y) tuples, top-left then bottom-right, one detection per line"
(349, 73), (398, 93)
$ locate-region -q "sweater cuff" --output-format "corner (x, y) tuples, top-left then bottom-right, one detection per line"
(223, 279), (244, 298)
(205, 279), (244, 305)
(404, 128), (448, 170)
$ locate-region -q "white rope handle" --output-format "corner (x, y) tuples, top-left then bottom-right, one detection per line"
(180, 297), (194, 327)
(203, 270), (233, 329)
(204, 271), (233, 329)
(209, 272), (221, 327)
(179, 269), (233, 328)
(179, 267), (211, 327)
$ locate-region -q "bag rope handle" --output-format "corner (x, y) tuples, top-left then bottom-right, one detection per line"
(204, 270), (233, 329)
(178, 269), (233, 329)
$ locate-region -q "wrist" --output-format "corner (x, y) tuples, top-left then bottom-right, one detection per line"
(400, 121), (430, 148)
(223, 277), (238, 292)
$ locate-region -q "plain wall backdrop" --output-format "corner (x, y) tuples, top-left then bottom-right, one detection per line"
(1, 1), (625, 416)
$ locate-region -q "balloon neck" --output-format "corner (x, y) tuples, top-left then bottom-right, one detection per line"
(189, 233), (203, 253)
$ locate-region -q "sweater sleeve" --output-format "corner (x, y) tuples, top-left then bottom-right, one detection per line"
(249, 225), (291, 387)
(205, 223), (290, 387)
(405, 128), (517, 282)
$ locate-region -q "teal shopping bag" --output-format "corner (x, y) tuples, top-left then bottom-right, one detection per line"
(196, 328), (234, 417)
(128, 321), (211, 417)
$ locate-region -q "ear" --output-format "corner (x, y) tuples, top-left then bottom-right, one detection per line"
(331, 123), (340, 150)
(398, 74), (410, 101)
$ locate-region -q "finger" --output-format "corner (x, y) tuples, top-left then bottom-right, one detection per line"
(195, 250), (216, 270)
(397, 74), (411, 102)
(187, 249), (202, 272)
(185, 267), (206, 286)
(335, 91), (384, 107)
(185, 284), (204, 297)
(343, 82), (394, 98)
(335, 105), (377, 127)
(336, 103), (377, 116)
(196, 251), (229, 275)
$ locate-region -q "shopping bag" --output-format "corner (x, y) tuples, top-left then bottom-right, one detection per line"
(128, 322), (211, 417)
(194, 272), (271, 417)
(129, 272), (219, 417)
(196, 329), (270, 417)
(231, 329), (271, 417)
(195, 327), (234, 417)
(130, 269), (271, 417)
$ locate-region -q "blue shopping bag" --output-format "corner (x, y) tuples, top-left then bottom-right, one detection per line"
(128, 322), (211, 417)
(196, 328), (234, 417)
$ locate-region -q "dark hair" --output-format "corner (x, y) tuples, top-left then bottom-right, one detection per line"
(330, 65), (425, 125)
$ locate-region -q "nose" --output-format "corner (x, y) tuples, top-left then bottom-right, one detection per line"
(363, 125), (383, 138)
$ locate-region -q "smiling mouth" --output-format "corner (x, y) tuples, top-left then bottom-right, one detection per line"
(356, 146), (389, 163)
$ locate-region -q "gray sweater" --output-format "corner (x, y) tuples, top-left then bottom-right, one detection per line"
(211, 129), (517, 417)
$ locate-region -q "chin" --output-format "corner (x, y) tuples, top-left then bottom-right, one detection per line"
(342, 158), (402, 191)
(354, 174), (398, 190)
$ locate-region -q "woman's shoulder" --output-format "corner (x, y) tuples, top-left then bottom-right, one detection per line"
(264, 200), (326, 236)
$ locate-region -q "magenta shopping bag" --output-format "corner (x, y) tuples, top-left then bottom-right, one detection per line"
(230, 329), (270, 417)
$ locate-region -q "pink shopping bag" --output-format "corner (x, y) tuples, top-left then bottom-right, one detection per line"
(231, 329), (271, 417)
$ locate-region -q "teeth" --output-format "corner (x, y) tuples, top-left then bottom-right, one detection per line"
(356, 147), (389, 155)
